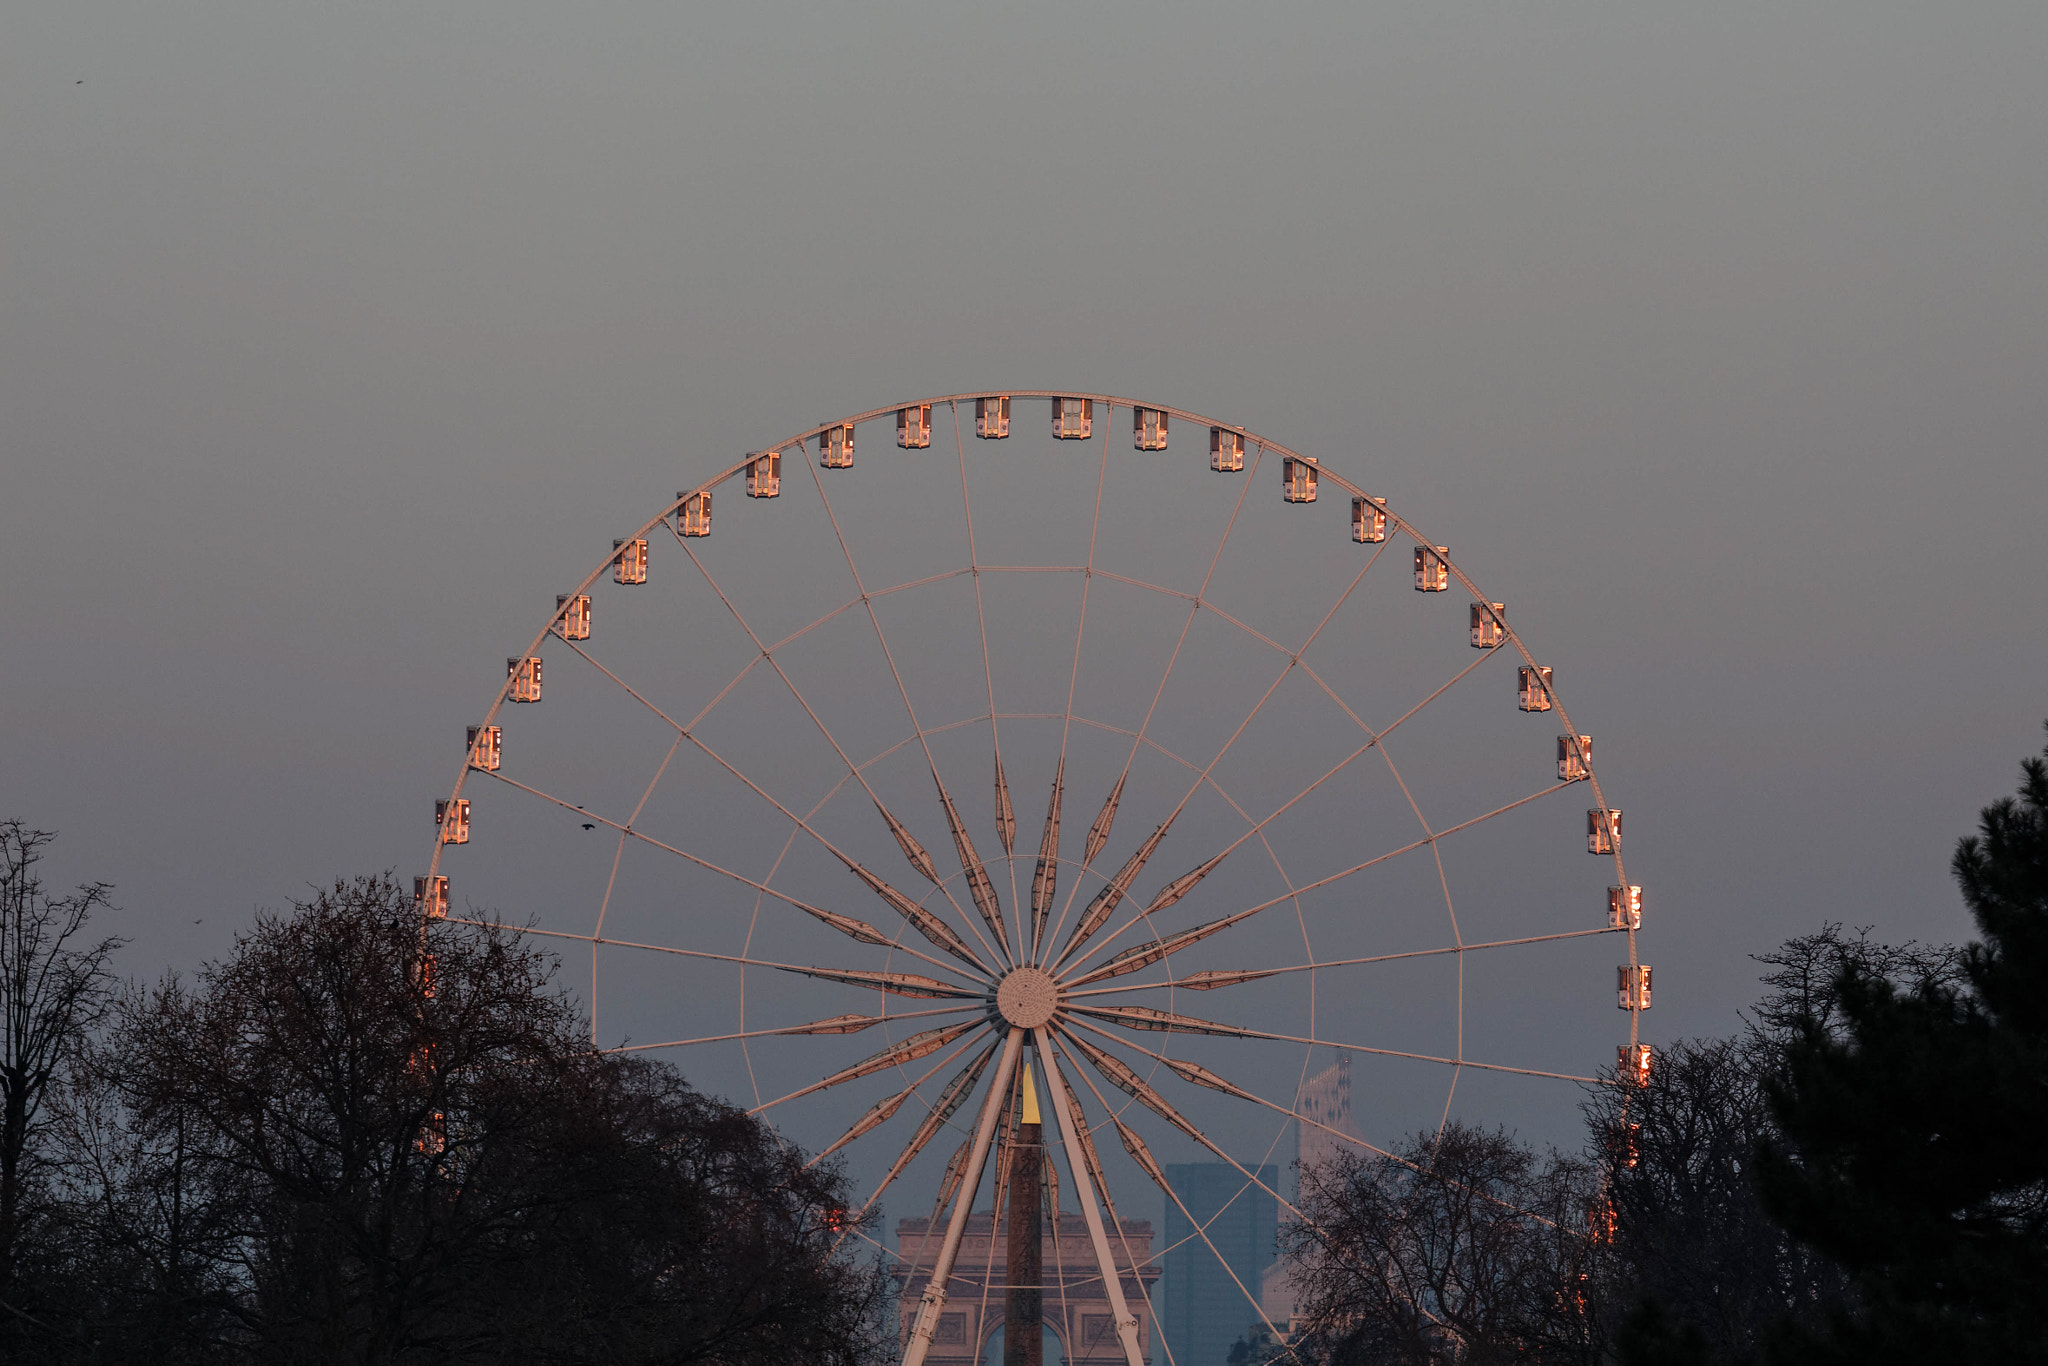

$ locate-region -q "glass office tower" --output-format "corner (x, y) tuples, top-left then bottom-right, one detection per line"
(1159, 1164), (1279, 1366)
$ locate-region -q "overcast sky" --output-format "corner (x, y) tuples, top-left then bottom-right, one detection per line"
(6, 2), (2046, 1242)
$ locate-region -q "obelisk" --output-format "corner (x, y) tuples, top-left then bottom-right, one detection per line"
(1005, 1058), (1043, 1366)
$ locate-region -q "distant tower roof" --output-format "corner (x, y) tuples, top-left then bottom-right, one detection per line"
(1295, 1054), (1360, 1180)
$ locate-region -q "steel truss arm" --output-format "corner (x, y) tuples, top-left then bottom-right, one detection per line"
(902, 1027), (1026, 1366)
(1035, 1029), (1147, 1366)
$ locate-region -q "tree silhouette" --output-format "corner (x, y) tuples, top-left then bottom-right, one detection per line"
(1284, 1123), (1601, 1365)
(0, 822), (121, 1337)
(1757, 726), (2048, 1364)
(32, 874), (885, 1365)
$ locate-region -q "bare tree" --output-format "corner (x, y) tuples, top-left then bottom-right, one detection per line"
(1584, 1037), (1849, 1366)
(1747, 923), (1963, 1045)
(0, 822), (122, 1321)
(1285, 1124), (1602, 1366)
(99, 873), (887, 1365)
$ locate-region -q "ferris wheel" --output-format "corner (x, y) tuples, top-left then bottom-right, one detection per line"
(420, 391), (1646, 1366)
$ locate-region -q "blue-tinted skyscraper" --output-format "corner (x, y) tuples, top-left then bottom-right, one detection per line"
(1160, 1164), (1278, 1366)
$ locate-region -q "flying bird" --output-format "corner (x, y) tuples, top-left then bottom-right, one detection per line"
(582, 823), (596, 831)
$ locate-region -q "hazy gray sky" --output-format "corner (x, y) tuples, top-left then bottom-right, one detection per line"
(6, 1), (2046, 1209)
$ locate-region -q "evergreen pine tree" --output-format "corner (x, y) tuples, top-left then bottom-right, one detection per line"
(1756, 726), (2048, 1363)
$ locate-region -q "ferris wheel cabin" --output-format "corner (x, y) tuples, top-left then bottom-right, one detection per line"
(1051, 396), (1093, 440)
(1414, 545), (1450, 591)
(1608, 885), (1642, 930)
(897, 405), (932, 448)
(1587, 807), (1623, 855)
(507, 656), (542, 703)
(466, 724), (501, 772)
(745, 450), (782, 498)
(613, 538), (648, 585)
(1210, 428), (1245, 472)
(974, 396), (1009, 439)
(1470, 602), (1507, 648)
(1557, 734), (1592, 782)
(820, 424), (854, 468)
(1352, 496), (1387, 542)
(676, 491), (711, 537)
(413, 875), (448, 920)
(1133, 407), (1169, 450)
(555, 593), (591, 641)
(435, 798), (469, 845)
(1617, 965), (1652, 1010)
(1281, 455), (1318, 502)
(1518, 665), (1554, 712)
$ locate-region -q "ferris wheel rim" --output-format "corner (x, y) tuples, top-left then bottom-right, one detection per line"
(422, 382), (1641, 1067)
(431, 386), (1628, 885)
(418, 385), (1647, 1364)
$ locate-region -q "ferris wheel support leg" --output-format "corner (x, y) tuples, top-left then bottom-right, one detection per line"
(903, 1026), (1026, 1366)
(1034, 1029), (1146, 1366)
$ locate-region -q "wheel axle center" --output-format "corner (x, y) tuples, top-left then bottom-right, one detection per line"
(995, 967), (1060, 1029)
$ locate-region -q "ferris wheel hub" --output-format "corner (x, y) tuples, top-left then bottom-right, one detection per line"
(994, 966), (1060, 1029)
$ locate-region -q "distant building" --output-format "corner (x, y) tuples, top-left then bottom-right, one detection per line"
(1293, 1052), (1359, 1182)
(1257, 1055), (1365, 1334)
(1159, 1163), (1279, 1366)
(893, 1211), (1158, 1364)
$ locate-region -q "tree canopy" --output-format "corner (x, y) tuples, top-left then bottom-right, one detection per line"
(1756, 729), (2048, 1364)
(14, 875), (887, 1366)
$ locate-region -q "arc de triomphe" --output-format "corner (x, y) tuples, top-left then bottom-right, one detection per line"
(894, 1212), (1160, 1364)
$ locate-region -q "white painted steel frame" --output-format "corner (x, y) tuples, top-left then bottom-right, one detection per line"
(423, 389), (1644, 1366)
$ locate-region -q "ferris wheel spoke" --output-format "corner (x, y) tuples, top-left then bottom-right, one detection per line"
(558, 640), (970, 962)
(809, 1031), (998, 1167)
(833, 1062), (996, 1258)
(1050, 815), (1176, 971)
(602, 1004), (968, 1053)
(1028, 758), (1065, 958)
(1071, 925), (1619, 998)
(746, 1018), (987, 1117)
(546, 660), (991, 979)
(1038, 406), (1118, 972)
(929, 766), (1010, 958)
(1192, 600), (1291, 657)
(1066, 774), (1579, 986)
(677, 729), (992, 975)
(1051, 1024), (1370, 1302)
(1066, 1066), (1548, 1313)
(951, 406), (1022, 939)
(1296, 639), (1516, 982)
(1050, 537), (1391, 980)
(1025, 713), (1313, 1007)
(586, 728), (685, 1041)
(675, 538), (1008, 970)
(1103, 432), (1267, 856)
(443, 916), (980, 992)
(1064, 1019), (1565, 1234)
(858, 1035), (1002, 1186)
(471, 769), (991, 973)
(1065, 1009), (1601, 1087)
(1037, 437), (1269, 962)
(801, 446), (1018, 973)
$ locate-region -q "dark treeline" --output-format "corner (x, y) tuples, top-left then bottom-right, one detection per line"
(1245, 727), (2048, 1366)
(0, 845), (887, 1365)
(8, 726), (2047, 1365)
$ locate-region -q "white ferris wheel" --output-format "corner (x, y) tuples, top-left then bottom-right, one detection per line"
(421, 391), (1647, 1366)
